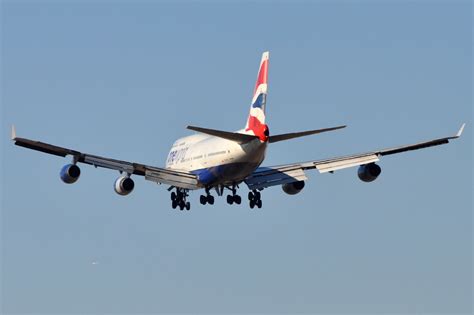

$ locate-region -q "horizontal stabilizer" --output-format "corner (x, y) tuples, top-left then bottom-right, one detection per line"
(187, 126), (259, 144)
(268, 125), (346, 143)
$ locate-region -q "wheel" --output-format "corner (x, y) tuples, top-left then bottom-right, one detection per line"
(185, 202), (191, 211)
(208, 195), (215, 205)
(200, 195), (207, 205)
(256, 199), (262, 209)
(249, 200), (255, 209)
(248, 192), (254, 201)
(234, 195), (242, 205)
(179, 201), (185, 210)
(227, 195), (234, 205)
(254, 191), (261, 200)
(171, 192), (176, 201)
(172, 200), (178, 209)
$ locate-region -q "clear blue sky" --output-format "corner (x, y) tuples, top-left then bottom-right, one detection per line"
(1, 1), (472, 313)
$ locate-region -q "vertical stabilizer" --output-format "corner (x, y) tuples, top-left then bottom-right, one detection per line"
(245, 52), (269, 141)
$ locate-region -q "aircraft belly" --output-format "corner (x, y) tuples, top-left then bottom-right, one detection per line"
(192, 162), (260, 187)
(190, 140), (267, 187)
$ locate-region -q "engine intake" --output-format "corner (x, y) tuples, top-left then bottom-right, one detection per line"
(60, 164), (81, 184)
(282, 181), (305, 195)
(114, 176), (135, 196)
(357, 163), (382, 182)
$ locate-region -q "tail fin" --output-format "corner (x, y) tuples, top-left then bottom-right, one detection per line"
(245, 51), (269, 139)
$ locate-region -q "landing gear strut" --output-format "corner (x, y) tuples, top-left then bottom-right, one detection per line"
(199, 187), (215, 205)
(226, 184), (242, 205)
(248, 190), (262, 209)
(171, 188), (190, 210)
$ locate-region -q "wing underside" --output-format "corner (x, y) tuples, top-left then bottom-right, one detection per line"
(245, 124), (465, 190)
(12, 134), (200, 190)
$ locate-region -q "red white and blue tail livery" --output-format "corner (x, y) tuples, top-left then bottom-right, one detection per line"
(12, 52), (465, 210)
(246, 51), (269, 141)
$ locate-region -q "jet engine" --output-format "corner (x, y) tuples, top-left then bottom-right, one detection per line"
(282, 181), (305, 195)
(114, 176), (135, 196)
(357, 163), (382, 182)
(60, 164), (81, 184)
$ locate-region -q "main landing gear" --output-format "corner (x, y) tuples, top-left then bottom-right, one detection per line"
(169, 185), (263, 210)
(199, 188), (215, 205)
(226, 185), (242, 205)
(171, 188), (191, 211)
(248, 190), (262, 209)
(200, 194), (215, 205)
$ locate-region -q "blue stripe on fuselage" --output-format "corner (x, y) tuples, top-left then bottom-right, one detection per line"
(192, 162), (259, 186)
(252, 93), (266, 109)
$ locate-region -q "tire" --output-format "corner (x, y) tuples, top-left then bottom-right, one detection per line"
(171, 192), (176, 201)
(234, 195), (242, 205)
(256, 199), (262, 209)
(208, 195), (215, 205)
(200, 195), (207, 205)
(172, 200), (177, 209)
(185, 202), (191, 211)
(255, 191), (261, 200)
(227, 195), (234, 205)
(248, 192), (254, 201)
(249, 200), (255, 209)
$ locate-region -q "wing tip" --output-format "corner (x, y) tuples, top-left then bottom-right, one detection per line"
(456, 123), (466, 138)
(11, 124), (16, 140)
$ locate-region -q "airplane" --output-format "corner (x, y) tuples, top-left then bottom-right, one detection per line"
(11, 51), (465, 211)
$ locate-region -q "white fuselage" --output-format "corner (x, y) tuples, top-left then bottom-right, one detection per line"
(165, 131), (267, 187)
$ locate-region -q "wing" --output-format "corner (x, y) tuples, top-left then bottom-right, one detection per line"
(245, 124), (465, 190)
(11, 126), (200, 190)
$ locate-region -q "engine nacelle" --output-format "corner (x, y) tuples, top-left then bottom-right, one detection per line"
(114, 176), (135, 196)
(60, 164), (81, 184)
(282, 181), (305, 195)
(357, 163), (382, 182)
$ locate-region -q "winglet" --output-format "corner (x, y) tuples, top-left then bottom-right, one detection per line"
(456, 123), (465, 138)
(11, 125), (17, 140)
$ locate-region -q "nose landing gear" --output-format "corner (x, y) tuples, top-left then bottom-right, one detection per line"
(248, 190), (262, 209)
